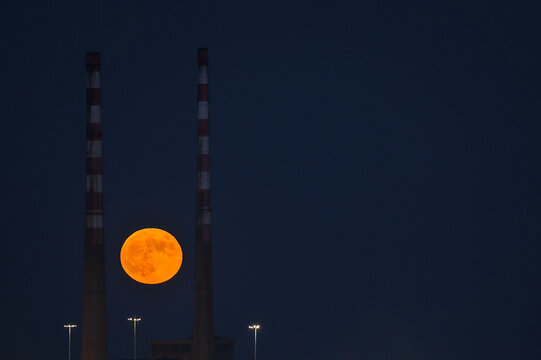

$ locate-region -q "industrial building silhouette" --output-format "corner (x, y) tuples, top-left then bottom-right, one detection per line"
(80, 49), (233, 360)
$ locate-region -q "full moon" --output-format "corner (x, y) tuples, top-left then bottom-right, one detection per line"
(120, 228), (183, 284)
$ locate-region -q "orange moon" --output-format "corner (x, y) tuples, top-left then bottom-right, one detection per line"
(120, 228), (183, 284)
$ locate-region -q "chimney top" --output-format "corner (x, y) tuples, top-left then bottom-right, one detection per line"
(197, 48), (208, 66)
(86, 52), (100, 68)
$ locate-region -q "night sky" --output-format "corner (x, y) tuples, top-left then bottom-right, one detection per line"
(2, 1), (540, 359)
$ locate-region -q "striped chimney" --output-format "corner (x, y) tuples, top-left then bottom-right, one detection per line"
(193, 47), (215, 360)
(81, 52), (107, 360)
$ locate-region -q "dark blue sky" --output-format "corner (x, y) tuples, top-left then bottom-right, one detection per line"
(1, 1), (540, 359)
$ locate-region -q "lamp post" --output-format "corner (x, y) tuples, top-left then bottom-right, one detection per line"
(63, 324), (77, 360)
(127, 317), (141, 360)
(248, 324), (260, 360)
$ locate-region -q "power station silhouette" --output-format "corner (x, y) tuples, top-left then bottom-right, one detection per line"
(80, 49), (234, 360)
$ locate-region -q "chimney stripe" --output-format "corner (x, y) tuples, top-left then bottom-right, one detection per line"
(87, 89), (101, 105)
(198, 101), (209, 119)
(87, 72), (101, 88)
(198, 66), (208, 84)
(198, 85), (208, 101)
(197, 119), (210, 132)
(86, 175), (103, 193)
(86, 158), (103, 174)
(86, 193), (103, 210)
(86, 214), (104, 228)
(89, 105), (101, 123)
(198, 171), (210, 189)
(86, 140), (102, 158)
(198, 136), (210, 154)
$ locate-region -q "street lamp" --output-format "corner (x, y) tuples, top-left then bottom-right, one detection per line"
(127, 317), (141, 360)
(63, 324), (77, 360)
(248, 324), (260, 360)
